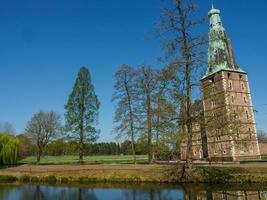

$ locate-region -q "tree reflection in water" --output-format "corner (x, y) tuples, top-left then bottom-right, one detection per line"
(0, 184), (266, 200)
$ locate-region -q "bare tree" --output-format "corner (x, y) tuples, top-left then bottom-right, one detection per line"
(0, 122), (15, 135)
(25, 111), (61, 163)
(157, 0), (207, 168)
(112, 65), (139, 164)
(136, 65), (158, 163)
(153, 67), (180, 159)
(257, 130), (267, 143)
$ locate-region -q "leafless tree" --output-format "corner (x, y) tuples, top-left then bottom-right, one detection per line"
(112, 65), (139, 164)
(136, 65), (158, 163)
(0, 122), (15, 135)
(25, 111), (61, 163)
(157, 0), (207, 168)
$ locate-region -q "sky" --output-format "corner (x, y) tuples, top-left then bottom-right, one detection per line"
(0, 0), (266, 142)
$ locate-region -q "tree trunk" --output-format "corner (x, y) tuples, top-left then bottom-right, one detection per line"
(177, 0), (193, 169)
(125, 82), (137, 164)
(79, 129), (84, 164)
(146, 92), (153, 164)
(79, 92), (85, 164)
(37, 144), (42, 164)
(37, 150), (41, 164)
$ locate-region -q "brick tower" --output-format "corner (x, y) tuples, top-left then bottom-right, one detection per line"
(201, 6), (261, 161)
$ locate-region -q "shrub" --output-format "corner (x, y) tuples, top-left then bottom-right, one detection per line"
(19, 175), (30, 182)
(60, 177), (69, 183)
(44, 176), (57, 183)
(31, 176), (39, 183)
(0, 175), (17, 182)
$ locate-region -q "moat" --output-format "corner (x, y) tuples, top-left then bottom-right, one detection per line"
(0, 183), (266, 200)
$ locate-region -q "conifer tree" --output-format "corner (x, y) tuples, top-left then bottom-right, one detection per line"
(65, 67), (100, 163)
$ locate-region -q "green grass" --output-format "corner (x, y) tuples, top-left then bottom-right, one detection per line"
(18, 155), (148, 164)
(263, 156), (267, 160)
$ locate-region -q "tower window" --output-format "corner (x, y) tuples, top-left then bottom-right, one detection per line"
(231, 96), (234, 103)
(229, 81), (232, 90)
(239, 75), (243, 80)
(209, 77), (214, 83)
(243, 96), (247, 103)
(241, 83), (245, 90)
(228, 73), (231, 78)
(249, 128), (252, 139)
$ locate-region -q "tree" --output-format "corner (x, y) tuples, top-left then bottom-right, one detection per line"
(153, 67), (180, 158)
(16, 134), (35, 159)
(112, 65), (138, 163)
(157, 0), (207, 168)
(257, 130), (267, 143)
(137, 65), (158, 163)
(0, 134), (19, 165)
(25, 111), (61, 163)
(0, 122), (15, 135)
(65, 67), (100, 163)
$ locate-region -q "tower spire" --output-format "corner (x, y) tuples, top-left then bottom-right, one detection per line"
(211, 0), (214, 9)
(202, 6), (246, 79)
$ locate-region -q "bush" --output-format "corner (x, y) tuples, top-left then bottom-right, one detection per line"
(19, 175), (30, 182)
(31, 176), (39, 183)
(78, 177), (98, 184)
(44, 176), (57, 183)
(60, 177), (69, 183)
(0, 175), (17, 182)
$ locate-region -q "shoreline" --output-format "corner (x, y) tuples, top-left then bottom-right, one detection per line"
(0, 163), (267, 184)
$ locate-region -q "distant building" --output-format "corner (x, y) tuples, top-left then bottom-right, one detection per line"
(180, 6), (261, 161)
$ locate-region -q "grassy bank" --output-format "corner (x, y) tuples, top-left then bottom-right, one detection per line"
(0, 163), (267, 184)
(18, 155), (148, 164)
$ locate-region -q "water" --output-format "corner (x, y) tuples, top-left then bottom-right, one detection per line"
(0, 183), (266, 200)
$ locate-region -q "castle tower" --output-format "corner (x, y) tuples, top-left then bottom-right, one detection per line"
(201, 6), (261, 161)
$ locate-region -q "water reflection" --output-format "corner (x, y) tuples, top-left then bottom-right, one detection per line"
(0, 184), (266, 200)
(184, 190), (267, 200)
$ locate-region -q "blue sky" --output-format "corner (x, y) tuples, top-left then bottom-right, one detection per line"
(0, 0), (266, 141)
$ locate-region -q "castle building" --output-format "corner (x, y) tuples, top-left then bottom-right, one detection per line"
(180, 6), (261, 161)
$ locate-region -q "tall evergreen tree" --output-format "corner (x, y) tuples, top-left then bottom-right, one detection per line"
(65, 67), (100, 163)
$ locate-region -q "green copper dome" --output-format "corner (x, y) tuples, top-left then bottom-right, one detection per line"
(202, 7), (246, 80)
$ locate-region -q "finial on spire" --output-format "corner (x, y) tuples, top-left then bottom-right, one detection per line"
(211, 0), (214, 9)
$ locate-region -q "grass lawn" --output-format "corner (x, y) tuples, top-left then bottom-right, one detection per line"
(18, 155), (148, 165)
(263, 156), (267, 160)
